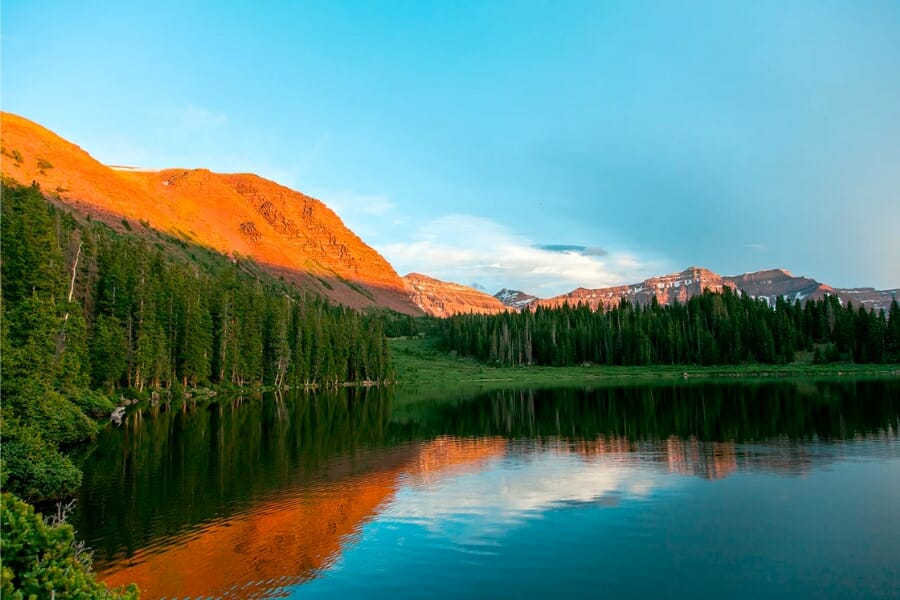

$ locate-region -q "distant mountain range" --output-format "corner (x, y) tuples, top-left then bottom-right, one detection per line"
(401, 267), (895, 317)
(3, 112), (895, 320)
(490, 267), (898, 314)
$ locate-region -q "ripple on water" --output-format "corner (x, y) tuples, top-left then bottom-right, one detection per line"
(74, 383), (900, 599)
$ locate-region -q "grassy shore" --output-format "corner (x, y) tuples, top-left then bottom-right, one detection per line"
(390, 336), (900, 388)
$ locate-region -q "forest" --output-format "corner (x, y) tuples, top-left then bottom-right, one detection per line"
(438, 287), (900, 368)
(0, 180), (394, 503)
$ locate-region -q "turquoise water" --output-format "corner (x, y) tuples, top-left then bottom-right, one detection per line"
(75, 380), (900, 599)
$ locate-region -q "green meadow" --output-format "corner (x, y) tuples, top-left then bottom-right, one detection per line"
(390, 336), (900, 391)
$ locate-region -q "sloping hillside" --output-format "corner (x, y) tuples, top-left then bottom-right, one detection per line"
(0, 112), (421, 315)
(403, 273), (508, 316)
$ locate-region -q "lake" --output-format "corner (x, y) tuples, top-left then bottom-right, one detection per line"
(73, 380), (900, 599)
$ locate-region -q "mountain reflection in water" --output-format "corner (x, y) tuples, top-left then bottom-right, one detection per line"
(75, 380), (900, 599)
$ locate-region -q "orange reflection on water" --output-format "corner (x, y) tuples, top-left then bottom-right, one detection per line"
(409, 436), (508, 485)
(665, 436), (738, 480)
(101, 457), (412, 598)
(100, 437), (508, 599)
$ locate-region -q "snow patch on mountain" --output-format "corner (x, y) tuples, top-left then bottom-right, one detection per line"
(494, 289), (539, 311)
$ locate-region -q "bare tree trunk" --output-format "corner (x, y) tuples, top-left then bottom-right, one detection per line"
(67, 240), (82, 305)
(55, 239), (83, 358)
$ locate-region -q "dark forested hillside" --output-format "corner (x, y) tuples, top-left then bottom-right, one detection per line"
(439, 288), (900, 368)
(1, 180), (393, 502)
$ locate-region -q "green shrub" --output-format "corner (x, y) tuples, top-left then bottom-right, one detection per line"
(36, 158), (54, 170)
(17, 387), (98, 447)
(0, 423), (83, 502)
(120, 387), (147, 402)
(0, 378), (98, 502)
(0, 493), (139, 599)
(72, 390), (116, 418)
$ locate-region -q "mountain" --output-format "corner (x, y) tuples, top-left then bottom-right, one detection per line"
(0, 112), (421, 315)
(495, 289), (539, 311)
(400, 265), (896, 318)
(403, 273), (508, 316)
(725, 269), (898, 311)
(536, 267), (898, 313)
(723, 269), (830, 305)
(537, 267), (733, 311)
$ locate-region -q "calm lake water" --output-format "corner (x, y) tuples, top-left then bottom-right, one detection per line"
(74, 380), (900, 599)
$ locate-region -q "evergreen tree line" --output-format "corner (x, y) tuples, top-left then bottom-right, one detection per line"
(0, 180), (393, 501)
(438, 288), (900, 367)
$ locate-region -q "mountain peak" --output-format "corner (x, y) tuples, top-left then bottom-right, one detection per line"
(494, 288), (538, 311)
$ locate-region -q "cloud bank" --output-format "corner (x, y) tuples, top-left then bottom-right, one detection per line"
(381, 214), (665, 296)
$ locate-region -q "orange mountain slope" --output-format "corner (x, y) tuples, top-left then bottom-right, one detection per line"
(0, 112), (421, 315)
(403, 272), (509, 316)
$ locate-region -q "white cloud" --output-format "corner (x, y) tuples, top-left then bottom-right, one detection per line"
(385, 449), (667, 542)
(381, 214), (666, 296)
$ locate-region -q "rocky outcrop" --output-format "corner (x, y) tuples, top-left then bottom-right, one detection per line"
(0, 112), (422, 315)
(403, 273), (509, 317)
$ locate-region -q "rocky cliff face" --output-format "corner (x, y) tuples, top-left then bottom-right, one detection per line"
(403, 273), (509, 317)
(0, 112), (421, 315)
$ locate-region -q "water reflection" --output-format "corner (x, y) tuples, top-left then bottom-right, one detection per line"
(75, 380), (900, 599)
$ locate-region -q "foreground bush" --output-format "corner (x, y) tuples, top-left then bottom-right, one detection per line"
(0, 493), (139, 599)
(0, 424), (82, 501)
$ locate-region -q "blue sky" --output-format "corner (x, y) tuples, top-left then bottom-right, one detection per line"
(3, 0), (898, 295)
